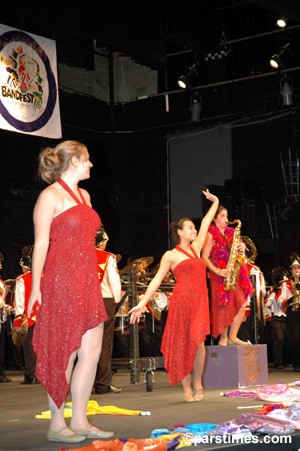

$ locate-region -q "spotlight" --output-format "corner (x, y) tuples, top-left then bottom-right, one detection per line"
(276, 16), (287, 28)
(178, 63), (198, 89)
(280, 76), (294, 106)
(190, 93), (202, 122)
(270, 42), (291, 70)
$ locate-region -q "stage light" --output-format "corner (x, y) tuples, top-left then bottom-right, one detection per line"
(178, 63), (198, 89)
(270, 42), (291, 70)
(280, 76), (294, 106)
(276, 16), (287, 28)
(190, 93), (202, 122)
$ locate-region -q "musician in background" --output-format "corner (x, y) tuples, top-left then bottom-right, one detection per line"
(94, 226), (122, 394)
(242, 236), (267, 343)
(202, 206), (253, 346)
(13, 245), (39, 384)
(0, 252), (11, 382)
(278, 252), (300, 372)
(139, 291), (169, 357)
(264, 266), (290, 369)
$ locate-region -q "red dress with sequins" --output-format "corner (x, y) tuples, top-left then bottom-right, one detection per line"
(161, 246), (210, 385)
(33, 178), (107, 408)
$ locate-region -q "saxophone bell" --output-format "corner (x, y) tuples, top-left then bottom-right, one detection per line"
(224, 219), (248, 291)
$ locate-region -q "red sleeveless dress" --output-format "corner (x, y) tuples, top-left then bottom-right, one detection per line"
(161, 245), (210, 385)
(33, 178), (107, 408)
(208, 224), (253, 338)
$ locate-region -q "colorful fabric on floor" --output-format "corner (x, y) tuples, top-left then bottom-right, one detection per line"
(223, 389), (256, 398)
(67, 424), (217, 451)
(150, 423), (217, 439)
(150, 423), (217, 447)
(65, 437), (178, 451)
(36, 400), (144, 419)
(266, 402), (300, 430)
(224, 383), (300, 403)
(209, 412), (295, 435)
(255, 403), (285, 414)
(257, 383), (300, 403)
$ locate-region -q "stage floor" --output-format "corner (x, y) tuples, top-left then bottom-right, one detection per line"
(1, 365), (300, 451)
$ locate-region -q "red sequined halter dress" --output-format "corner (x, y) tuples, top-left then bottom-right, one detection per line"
(161, 245), (210, 386)
(33, 178), (107, 408)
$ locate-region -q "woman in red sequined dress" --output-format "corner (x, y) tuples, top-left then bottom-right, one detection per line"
(28, 141), (114, 443)
(130, 190), (219, 402)
(202, 206), (253, 346)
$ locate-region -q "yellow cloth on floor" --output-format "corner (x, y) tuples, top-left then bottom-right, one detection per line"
(146, 432), (192, 448)
(35, 400), (142, 418)
(176, 437), (193, 448)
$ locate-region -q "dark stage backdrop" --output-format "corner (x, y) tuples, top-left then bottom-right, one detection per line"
(168, 126), (232, 244)
(113, 132), (169, 264)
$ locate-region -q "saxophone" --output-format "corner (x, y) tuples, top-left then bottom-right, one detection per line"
(224, 220), (248, 291)
(292, 273), (300, 312)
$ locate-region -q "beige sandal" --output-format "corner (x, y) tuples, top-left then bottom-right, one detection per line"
(218, 338), (228, 346)
(183, 391), (195, 402)
(193, 387), (204, 401)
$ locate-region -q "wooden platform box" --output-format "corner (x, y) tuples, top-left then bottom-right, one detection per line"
(202, 344), (268, 388)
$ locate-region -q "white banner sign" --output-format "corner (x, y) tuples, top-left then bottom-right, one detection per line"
(0, 25), (62, 138)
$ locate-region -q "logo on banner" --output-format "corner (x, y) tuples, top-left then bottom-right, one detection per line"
(2, 45), (44, 109)
(0, 30), (57, 133)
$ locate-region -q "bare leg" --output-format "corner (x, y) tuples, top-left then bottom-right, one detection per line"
(192, 342), (205, 389)
(181, 373), (194, 402)
(220, 327), (229, 341)
(48, 350), (77, 434)
(228, 302), (247, 341)
(70, 323), (103, 430)
(181, 373), (192, 393)
(181, 343), (205, 401)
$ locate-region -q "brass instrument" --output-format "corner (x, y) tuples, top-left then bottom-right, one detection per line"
(12, 314), (28, 347)
(224, 219), (248, 291)
(292, 273), (300, 312)
(0, 304), (5, 323)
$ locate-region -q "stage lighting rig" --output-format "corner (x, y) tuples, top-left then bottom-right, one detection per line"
(280, 75), (294, 106)
(276, 16), (287, 28)
(178, 63), (198, 90)
(190, 92), (202, 122)
(270, 41), (291, 70)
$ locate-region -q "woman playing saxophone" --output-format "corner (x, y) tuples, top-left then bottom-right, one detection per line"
(202, 206), (253, 346)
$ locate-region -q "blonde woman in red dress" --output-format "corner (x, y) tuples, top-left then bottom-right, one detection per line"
(28, 141), (113, 443)
(130, 190), (219, 402)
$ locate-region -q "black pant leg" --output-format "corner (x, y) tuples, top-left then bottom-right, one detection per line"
(271, 316), (286, 366)
(23, 324), (36, 380)
(95, 298), (115, 387)
(286, 308), (300, 368)
(0, 322), (6, 376)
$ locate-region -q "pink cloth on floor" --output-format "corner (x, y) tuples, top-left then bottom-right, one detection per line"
(224, 383), (300, 403)
(257, 383), (300, 403)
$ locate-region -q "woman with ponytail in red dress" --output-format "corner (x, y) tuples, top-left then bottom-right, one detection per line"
(130, 190), (219, 403)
